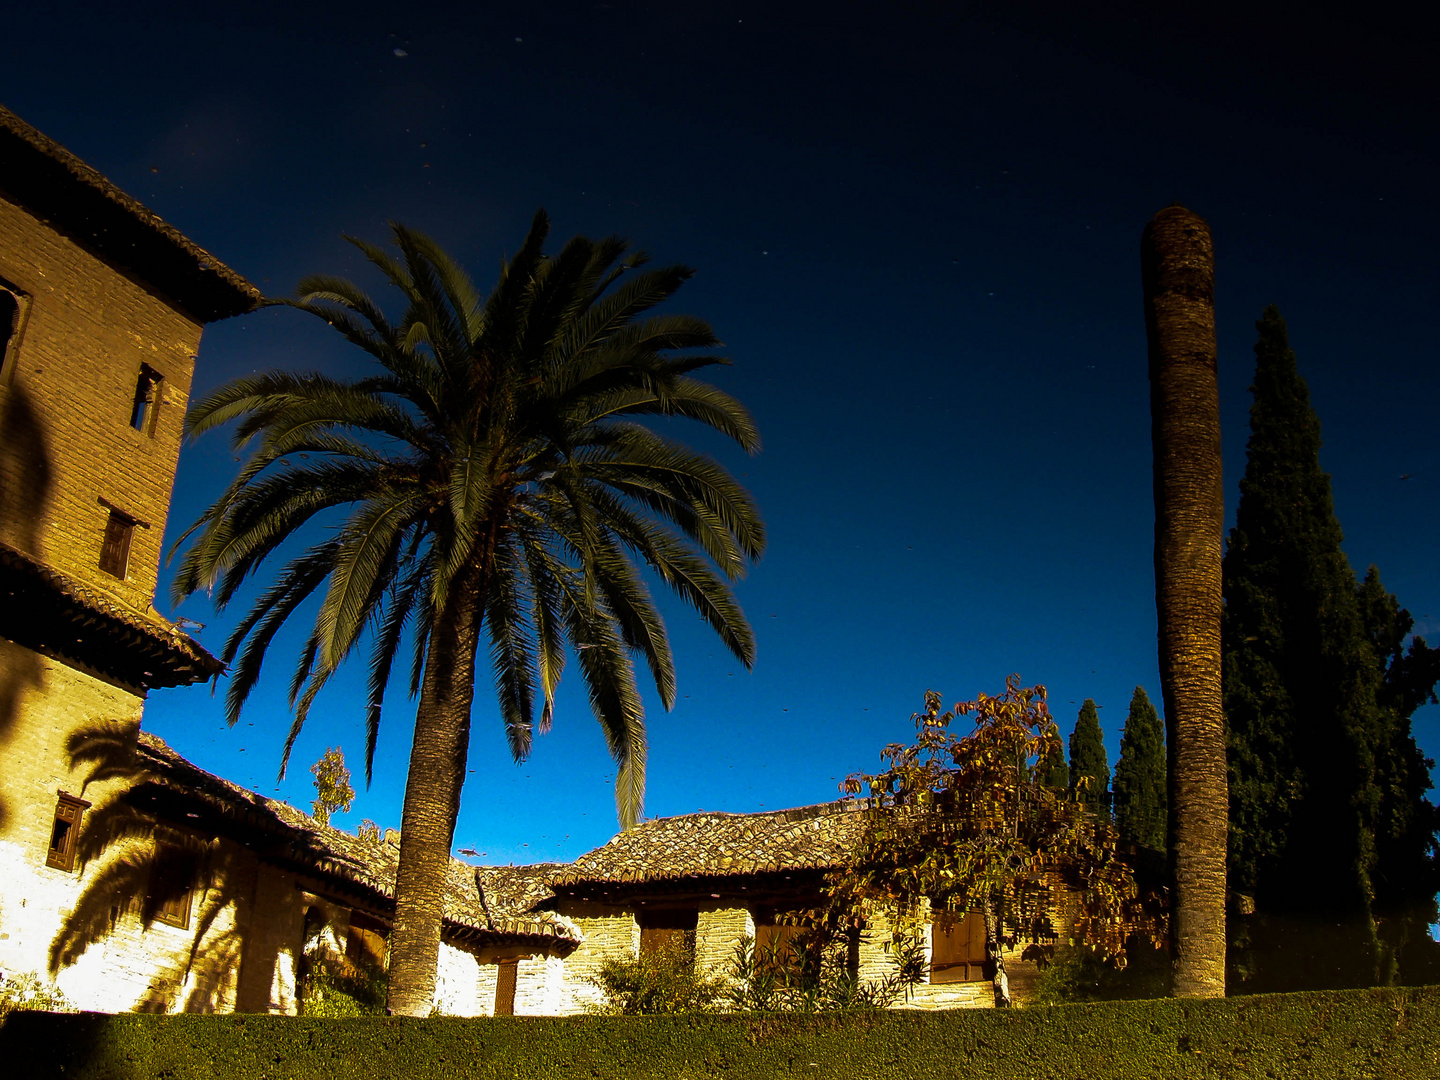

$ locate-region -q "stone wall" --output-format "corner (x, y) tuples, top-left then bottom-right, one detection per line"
(0, 639), (146, 1002)
(0, 194), (202, 610)
(546, 894), (1028, 1015)
(0, 640), (266, 1016)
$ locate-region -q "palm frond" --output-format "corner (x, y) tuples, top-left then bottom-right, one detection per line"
(560, 581), (647, 829)
(313, 492), (426, 671)
(484, 532), (538, 762)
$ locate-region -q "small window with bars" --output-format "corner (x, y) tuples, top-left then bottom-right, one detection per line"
(0, 281), (30, 385)
(46, 791), (91, 872)
(99, 509), (135, 579)
(129, 364), (163, 435)
(930, 908), (989, 984)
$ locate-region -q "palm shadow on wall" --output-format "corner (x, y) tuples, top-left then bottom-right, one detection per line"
(48, 720), (246, 1013)
(0, 383), (53, 837)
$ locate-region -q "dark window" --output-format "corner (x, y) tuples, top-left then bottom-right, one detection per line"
(753, 918), (803, 976)
(149, 844), (194, 930)
(0, 283), (28, 384)
(99, 509), (135, 578)
(494, 959), (518, 1015)
(346, 911), (388, 971)
(638, 908), (698, 968)
(129, 364), (162, 435)
(45, 791), (91, 872)
(930, 909), (988, 984)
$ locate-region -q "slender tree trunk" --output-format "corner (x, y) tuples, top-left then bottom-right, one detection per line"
(983, 899), (1010, 1007)
(1142, 205), (1227, 998)
(385, 557), (487, 1016)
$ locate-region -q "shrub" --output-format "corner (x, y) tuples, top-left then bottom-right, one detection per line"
(0, 972), (74, 1019)
(587, 939), (726, 1015)
(724, 929), (925, 1013)
(298, 936), (387, 1017)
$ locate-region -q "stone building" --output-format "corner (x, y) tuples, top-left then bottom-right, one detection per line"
(0, 102), (1056, 1017)
(0, 104), (582, 1017)
(0, 100), (255, 1006)
(537, 800), (1043, 1013)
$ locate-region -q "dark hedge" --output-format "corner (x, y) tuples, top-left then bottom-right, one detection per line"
(2, 985), (1437, 1079)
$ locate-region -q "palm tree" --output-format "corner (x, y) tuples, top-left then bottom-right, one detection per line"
(170, 211), (765, 1015)
(1140, 204), (1226, 997)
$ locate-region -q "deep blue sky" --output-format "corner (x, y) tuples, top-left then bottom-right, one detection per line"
(5, 3), (1438, 865)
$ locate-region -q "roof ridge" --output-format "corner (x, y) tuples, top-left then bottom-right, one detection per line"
(637, 798), (861, 828)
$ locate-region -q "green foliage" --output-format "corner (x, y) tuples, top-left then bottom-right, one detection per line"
(298, 930), (387, 1017)
(1029, 939), (1171, 1006)
(8, 987), (1440, 1079)
(170, 212), (765, 827)
(1068, 699), (1109, 808)
(1112, 687), (1166, 850)
(586, 939), (724, 1015)
(0, 972), (73, 1019)
(309, 746), (355, 826)
(1223, 305), (1440, 989)
(587, 927), (924, 1016)
(1037, 724), (1069, 791)
(356, 819), (381, 843)
(1355, 566), (1440, 978)
(831, 677), (1165, 993)
(723, 930), (925, 1013)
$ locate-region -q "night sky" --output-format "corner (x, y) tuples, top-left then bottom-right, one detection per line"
(5, 3), (1437, 866)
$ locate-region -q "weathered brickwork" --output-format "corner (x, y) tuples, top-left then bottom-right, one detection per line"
(0, 195), (202, 612)
(0, 637), (268, 1013)
(695, 901), (752, 977)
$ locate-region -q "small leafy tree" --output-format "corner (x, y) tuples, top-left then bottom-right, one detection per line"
(1038, 726), (1069, 791)
(832, 676), (1165, 1007)
(309, 746), (355, 827)
(587, 940), (725, 1014)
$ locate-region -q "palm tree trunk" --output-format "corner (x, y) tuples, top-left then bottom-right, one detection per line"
(1142, 204), (1227, 998)
(385, 557), (487, 1016)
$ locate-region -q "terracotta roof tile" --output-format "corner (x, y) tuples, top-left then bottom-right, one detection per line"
(551, 801), (869, 887)
(0, 103), (262, 322)
(0, 542), (223, 688)
(135, 731), (579, 945)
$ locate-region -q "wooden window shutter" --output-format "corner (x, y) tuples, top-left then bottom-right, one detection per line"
(150, 844), (194, 930)
(46, 791), (91, 872)
(494, 959), (518, 1015)
(930, 909), (989, 984)
(99, 510), (134, 579)
(638, 908), (698, 967)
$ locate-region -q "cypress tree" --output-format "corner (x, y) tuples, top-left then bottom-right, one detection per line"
(1039, 726), (1070, 791)
(1223, 305), (1439, 987)
(1069, 699), (1110, 808)
(1356, 566), (1440, 983)
(1113, 686), (1166, 850)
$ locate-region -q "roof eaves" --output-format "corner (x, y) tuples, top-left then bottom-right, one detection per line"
(0, 104), (263, 323)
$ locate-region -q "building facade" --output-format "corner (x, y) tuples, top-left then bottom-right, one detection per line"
(0, 104), (1052, 1018)
(0, 105), (584, 1017)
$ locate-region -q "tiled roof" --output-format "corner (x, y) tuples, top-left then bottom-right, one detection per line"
(0, 104), (261, 323)
(0, 542), (223, 689)
(551, 801), (870, 887)
(135, 732), (579, 946)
